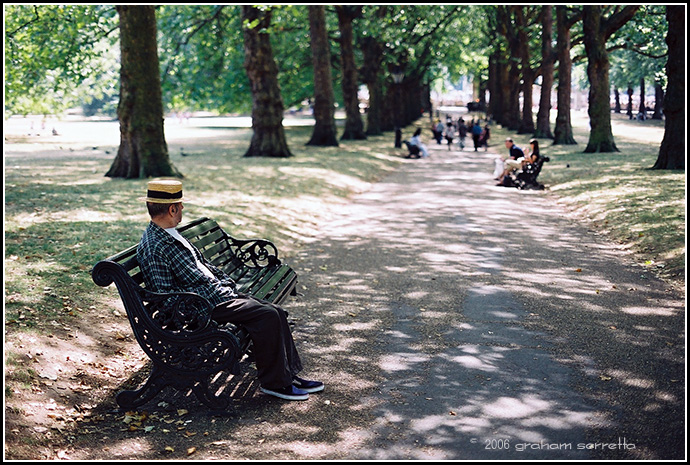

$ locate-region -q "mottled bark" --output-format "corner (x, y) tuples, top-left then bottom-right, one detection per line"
(107, 5), (179, 179)
(535, 5), (554, 139)
(582, 5), (638, 153)
(653, 5), (685, 170)
(516, 8), (536, 134)
(360, 36), (384, 135)
(336, 6), (366, 141)
(306, 5), (338, 147)
(241, 6), (292, 158)
(553, 6), (577, 145)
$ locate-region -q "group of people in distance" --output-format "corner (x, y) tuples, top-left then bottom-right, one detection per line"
(431, 116), (491, 152)
(405, 116), (543, 189)
(407, 115), (491, 158)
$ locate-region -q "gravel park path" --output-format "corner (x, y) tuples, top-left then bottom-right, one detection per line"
(282, 143), (685, 460)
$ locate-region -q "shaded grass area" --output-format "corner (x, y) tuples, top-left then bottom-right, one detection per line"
(4, 120), (403, 335)
(488, 112), (685, 290)
(4, 112), (684, 339)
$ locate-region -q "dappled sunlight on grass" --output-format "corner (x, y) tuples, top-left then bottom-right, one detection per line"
(489, 112), (684, 289)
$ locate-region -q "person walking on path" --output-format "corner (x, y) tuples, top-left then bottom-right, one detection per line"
(471, 120), (483, 151)
(444, 122), (455, 151)
(457, 118), (467, 150)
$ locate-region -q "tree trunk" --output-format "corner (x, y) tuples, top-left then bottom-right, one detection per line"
(497, 6), (521, 131)
(336, 6), (366, 141)
(639, 77), (646, 115)
(516, 8), (535, 134)
(360, 36), (384, 135)
(494, 49), (510, 127)
(306, 5), (338, 146)
(487, 51), (500, 121)
(241, 6), (292, 158)
(626, 86), (634, 119)
(653, 5), (685, 170)
(652, 80), (664, 120)
(107, 5), (180, 179)
(583, 7), (617, 152)
(582, 5), (639, 153)
(613, 88), (621, 113)
(553, 6), (577, 145)
(535, 5), (554, 139)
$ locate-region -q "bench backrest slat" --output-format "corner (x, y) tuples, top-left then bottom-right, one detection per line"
(95, 217), (294, 303)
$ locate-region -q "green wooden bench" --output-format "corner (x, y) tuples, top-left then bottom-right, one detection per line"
(91, 217), (297, 410)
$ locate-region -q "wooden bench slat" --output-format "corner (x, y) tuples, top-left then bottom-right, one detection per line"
(178, 217), (219, 237)
(253, 266), (296, 302)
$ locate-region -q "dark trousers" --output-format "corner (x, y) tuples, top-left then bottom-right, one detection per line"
(211, 293), (302, 389)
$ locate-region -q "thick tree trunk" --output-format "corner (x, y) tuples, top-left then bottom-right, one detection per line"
(360, 36), (384, 135)
(582, 5), (638, 153)
(652, 81), (664, 120)
(553, 6), (576, 145)
(639, 77), (647, 115)
(241, 6), (292, 158)
(336, 6), (366, 141)
(499, 6), (522, 131)
(582, 7), (617, 153)
(535, 5), (554, 139)
(653, 5), (685, 170)
(613, 88), (621, 113)
(493, 50), (510, 127)
(107, 5), (180, 179)
(306, 6), (338, 146)
(487, 51), (500, 121)
(516, 8), (535, 134)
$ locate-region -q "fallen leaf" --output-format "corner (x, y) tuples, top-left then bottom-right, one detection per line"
(165, 446), (174, 452)
(575, 268), (582, 272)
(600, 375), (612, 381)
(187, 447), (197, 456)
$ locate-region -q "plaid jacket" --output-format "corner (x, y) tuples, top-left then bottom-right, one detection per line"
(137, 222), (237, 307)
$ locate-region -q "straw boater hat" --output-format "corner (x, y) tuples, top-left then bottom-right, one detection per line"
(139, 179), (187, 204)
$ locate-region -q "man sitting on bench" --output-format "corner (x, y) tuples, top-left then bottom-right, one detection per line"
(136, 180), (323, 401)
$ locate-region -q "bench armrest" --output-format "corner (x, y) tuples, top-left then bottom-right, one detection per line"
(141, 288), (214, 334)
(227, 237), (281, 268)
(92, 259), (214, 335)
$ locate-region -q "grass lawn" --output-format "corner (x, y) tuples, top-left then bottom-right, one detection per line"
(497, 111), (684, 290)
(4, 110), (685, 339)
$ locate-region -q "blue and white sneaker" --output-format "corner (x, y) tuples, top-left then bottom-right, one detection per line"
(260, 385), (309, 401)
(292, 376), (324, 393)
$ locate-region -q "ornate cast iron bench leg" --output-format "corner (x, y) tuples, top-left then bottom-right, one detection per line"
(116, 364), (168, 410)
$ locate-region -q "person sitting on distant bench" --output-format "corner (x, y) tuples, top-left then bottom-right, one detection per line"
(496, 138), (540, 186)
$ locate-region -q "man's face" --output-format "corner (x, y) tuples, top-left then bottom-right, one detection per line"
(504, 140), (512, 149)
